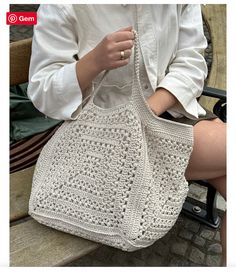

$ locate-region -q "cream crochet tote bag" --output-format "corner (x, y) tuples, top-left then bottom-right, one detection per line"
(29, 30), (194, 252)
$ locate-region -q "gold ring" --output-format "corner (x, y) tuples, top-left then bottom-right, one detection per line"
(120, 50), (125, 60)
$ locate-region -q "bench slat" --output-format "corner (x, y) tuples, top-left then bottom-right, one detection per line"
(10, 218), (99, 267)
(10, 166), (35, 221)
(10, 38), (32, 86)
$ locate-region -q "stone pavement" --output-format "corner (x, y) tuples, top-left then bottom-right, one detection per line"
(9, 4), (39, 42)
(10, 4), (226, 267)
(66, 212), (223, 267)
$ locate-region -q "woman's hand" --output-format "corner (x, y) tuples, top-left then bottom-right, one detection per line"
(91, 26), (135, 72)
(76, 26), (134, 94)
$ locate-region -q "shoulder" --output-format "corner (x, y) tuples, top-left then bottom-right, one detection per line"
(37, 4), (76, 22)
(177, 4), (202, 15)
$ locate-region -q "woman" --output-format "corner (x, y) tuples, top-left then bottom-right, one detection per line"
(28, 4), (226, 265)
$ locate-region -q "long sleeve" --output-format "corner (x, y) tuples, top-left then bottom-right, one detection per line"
(156, 4), (208, 119)
(27, 5), (83, 120)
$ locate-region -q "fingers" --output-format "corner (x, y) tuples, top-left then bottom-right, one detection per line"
(115, 58), (130, 68)
(115, 40), (134, 51)
(117, 26), (133, 32)
(113, 27), (134, 62)
(114, 32), (134, 42)
(123, 49), (132, 59)
(114, 49), (132, 60)
(113, 26), (135, 42)
(96, 26), (135, 71)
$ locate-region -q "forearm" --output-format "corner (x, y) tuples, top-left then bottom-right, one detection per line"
(75, 49), (102, 98)
(146, 88), (179, 116)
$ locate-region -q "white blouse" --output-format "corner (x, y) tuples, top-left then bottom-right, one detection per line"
(27, 4), (208, 121)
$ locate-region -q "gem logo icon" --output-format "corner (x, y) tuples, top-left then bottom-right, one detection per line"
(8, 13), (17, 24)
(6, 12), (37, 25)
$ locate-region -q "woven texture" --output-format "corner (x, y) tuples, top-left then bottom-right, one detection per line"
(29, 31), (194, 251)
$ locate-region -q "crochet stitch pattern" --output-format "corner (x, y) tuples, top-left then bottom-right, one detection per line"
(29, 30), (194, 251)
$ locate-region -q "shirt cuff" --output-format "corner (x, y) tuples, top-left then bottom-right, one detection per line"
(54, 62), (83, 120)
(156, 72), (206, 119)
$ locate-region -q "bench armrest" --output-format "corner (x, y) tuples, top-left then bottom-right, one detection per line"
(202, 86), (226, 100)
(202, 86), (226, 122)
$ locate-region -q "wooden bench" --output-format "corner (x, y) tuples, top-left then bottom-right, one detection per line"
(10, 5), (226, 266)
(10, 38), (100, 267)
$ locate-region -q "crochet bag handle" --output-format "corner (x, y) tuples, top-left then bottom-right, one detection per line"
(82, 29), (142, 107)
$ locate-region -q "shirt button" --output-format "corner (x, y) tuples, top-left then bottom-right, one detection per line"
(144, 84), (149, 90)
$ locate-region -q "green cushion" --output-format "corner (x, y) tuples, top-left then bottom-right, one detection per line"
(10, 83), (62, 144)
